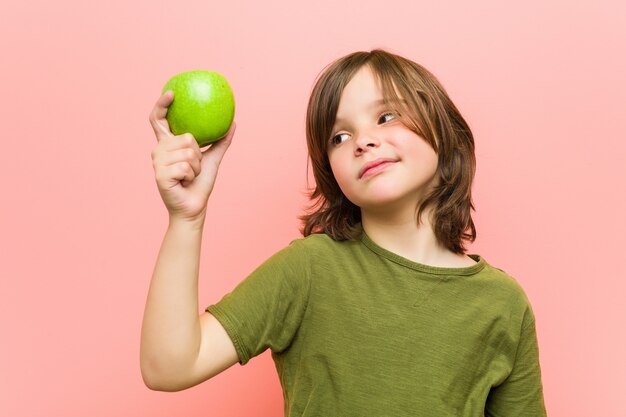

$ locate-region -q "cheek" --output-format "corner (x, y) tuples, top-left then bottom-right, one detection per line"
(328, 157), (355, 195)
(330, 164), (350, 190)
(411, 140), (438, 166)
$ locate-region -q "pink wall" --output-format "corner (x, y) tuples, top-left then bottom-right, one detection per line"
(1, 0), (624, 415)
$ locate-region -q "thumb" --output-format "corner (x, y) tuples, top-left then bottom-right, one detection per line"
(197, 122), (236, 180)
(204, 121), (236, 158)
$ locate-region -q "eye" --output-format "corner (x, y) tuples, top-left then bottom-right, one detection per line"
(330, 132), (350, 146)
(378, 112), (395, 124)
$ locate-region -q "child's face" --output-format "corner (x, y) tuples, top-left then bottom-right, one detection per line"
(327, 65), (439, 214)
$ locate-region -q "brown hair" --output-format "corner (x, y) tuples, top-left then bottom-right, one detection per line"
(299, 49), (477, 255)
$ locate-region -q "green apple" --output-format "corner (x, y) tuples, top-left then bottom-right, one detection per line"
(162, 70), (235, 147)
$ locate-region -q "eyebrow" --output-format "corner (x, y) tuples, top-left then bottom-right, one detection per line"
(334, 98), (406, 124)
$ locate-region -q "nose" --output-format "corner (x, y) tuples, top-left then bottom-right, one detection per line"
(353, 129), (380, 155)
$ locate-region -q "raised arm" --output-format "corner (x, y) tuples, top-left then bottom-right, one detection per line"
(140, 91), (239, 391)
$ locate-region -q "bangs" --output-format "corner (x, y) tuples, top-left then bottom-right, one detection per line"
(369, 59), (436, 152)
(307, 57), (367, 159)
(308, 56), (436, 161)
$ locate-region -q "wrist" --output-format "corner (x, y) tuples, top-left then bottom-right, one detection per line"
(168, 212), (206, 232)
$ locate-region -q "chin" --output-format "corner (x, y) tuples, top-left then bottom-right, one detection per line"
(355, 195), (411, 212)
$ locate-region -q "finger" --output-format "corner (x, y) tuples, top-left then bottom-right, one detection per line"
(222, 121), (237, 142)
(149, 91), (175, 141)
(166, 162), (196, 185)
(161, 133), (200, 154)
(153, 135), (201, 166)
(201, 121), (237, 156)
(160, 148), (201, 177)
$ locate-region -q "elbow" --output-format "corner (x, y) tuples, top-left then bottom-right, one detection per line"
(141, 364), (166, 391)
(141, 370), (186, 392)
(142, 376), (164, 392)
(141, 370), (166, 392)
(140, 358), (195, 392)
(140, 358), (178, 392)
(143, 380), (182, 392)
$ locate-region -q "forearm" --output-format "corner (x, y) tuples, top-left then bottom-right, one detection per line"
(140, 216), (205, 388)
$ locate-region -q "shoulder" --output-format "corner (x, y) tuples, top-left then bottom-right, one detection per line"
(259, 233), (348, 273)
(287, 232), (359, 254)
(279, 233), (366, 274)
(475, 261), (537, 326)
(479, 262), (529, 298)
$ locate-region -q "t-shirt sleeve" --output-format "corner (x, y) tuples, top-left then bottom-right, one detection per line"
(205, 239), (311, 366)
(485, 306), (547, 416)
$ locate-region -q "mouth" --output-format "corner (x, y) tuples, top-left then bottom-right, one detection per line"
(359, 158), (397, 179)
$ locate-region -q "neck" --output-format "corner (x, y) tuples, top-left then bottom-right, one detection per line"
(361, 205), (475, 268)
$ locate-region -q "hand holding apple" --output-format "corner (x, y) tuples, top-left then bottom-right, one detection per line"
(162, 70), (235, 147)
(149, 90), (237, 223)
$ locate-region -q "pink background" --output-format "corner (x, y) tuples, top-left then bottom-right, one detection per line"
(1, 0), (624, 415)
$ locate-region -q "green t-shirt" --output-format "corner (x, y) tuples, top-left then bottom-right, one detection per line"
(206, 229), (547, 416)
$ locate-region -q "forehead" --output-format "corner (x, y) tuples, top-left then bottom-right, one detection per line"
(334, 65), (402, 122)
(339, 66), (382, 105)
(334, 66), (382, 122)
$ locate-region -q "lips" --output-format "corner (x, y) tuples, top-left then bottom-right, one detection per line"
(359, 158), (397, 178)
